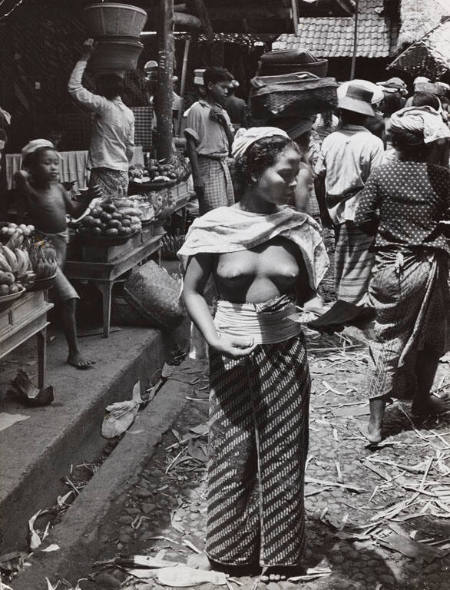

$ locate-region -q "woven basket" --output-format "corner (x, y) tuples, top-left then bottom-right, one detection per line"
(84, 3), (148, 37)
(124, 260), (184, 330)
(258, 60), (328, 78)
(261, 49), (320, 65)
(249, 73), (338, 122)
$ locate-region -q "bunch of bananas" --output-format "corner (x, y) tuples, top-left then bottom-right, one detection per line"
(28, 242), (58, 279)
(0, 244), (33, 296)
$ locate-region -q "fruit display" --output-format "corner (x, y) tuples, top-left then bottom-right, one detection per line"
(129, 155), (190, 186)
(0, 242), (33, 297)
(0, 223), (35, 247)
(150, 190), (177, 219)
(77, 200), (142, 239)
(28, 241), (58, 280)
(123, 195), (155, 223)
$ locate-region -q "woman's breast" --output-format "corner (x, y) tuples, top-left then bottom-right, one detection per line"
(214, 241), (300, 300)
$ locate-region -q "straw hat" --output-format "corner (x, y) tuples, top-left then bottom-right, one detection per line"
(337, 81), (377, 116)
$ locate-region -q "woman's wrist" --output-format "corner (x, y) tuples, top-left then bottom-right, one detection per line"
(206, 332), (221, 348)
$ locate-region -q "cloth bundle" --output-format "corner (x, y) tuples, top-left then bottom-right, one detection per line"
(390, 106), (450, 145)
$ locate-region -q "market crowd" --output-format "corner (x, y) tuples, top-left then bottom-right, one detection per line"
(179, 68), (450, 581)
(0, 40), (449, 582)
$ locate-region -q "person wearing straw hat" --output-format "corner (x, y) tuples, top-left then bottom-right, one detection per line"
(315, 80), (384, 308)
(355, 106), (450, 443)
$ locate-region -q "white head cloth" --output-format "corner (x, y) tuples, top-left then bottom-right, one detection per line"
(231, 126), (289, 161)
(21, 138), (61, 159)
(178, 205), (329, 290)
(390, 106), (450, 144)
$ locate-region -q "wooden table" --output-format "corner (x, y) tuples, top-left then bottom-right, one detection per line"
(0, 290), (54, 389)
(65, 229), (164, 338)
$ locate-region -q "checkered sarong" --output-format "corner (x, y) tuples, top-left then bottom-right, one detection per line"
(368, 250), (449, 400)
(334, 221), (375, 306)
(197, 156), (234, 215)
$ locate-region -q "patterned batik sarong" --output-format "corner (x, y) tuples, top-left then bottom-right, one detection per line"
(89, 167), (129, 199)
(206, 298), (310, 567)
(367, 249), (449, 400)
(197, 156), (234, 215)
(334, 221), (375, 306)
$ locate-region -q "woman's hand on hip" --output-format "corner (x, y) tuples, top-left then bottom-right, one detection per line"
(210, 334), (256, 358)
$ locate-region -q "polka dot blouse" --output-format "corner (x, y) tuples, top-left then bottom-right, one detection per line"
(354, 160), (450, 255)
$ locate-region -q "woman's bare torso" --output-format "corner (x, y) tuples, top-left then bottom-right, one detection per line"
(213, 236), (308, 303)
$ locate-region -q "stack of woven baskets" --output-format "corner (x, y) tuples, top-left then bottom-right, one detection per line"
(84, 2), (148, 75)
(257, 49), (328, 78)
(250, 49), (337, 124)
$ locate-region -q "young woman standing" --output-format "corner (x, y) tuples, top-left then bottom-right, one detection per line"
(179, 127), (328, 580)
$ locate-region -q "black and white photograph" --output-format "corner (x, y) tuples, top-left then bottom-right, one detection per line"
(0, 0), (450, 588)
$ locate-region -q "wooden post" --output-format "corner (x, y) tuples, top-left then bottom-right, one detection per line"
(291, 0), (299, 36)
(177, 37), (191, 135)
(350, 0), (359, 80)
(156, 0), (174, 160)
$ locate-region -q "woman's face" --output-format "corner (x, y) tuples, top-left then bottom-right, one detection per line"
(253, 146), (301, 206)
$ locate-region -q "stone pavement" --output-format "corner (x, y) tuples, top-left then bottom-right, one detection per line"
(68, 331), (450, 589)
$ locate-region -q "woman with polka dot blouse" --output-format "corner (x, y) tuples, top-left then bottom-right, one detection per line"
(355, 106), (450, 443)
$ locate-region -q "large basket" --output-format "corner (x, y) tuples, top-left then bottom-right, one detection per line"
(258, 60), (328, 78)
(84, 3), (148, 37)
(88, 37), (144, 75)
(261, 49), (319, 65)
(249, 72), (338, 122)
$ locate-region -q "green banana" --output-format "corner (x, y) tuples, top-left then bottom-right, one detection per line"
(0, 253), (12, 273)
(2, 246), (18, 273)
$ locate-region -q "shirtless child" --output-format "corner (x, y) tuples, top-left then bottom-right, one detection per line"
(15, 141), (99, 369)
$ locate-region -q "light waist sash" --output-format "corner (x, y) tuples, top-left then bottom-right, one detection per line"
(214, 295), (301, 344)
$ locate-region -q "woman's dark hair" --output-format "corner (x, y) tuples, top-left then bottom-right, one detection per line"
(234, 135), (299, 195)
(391, 127), (429, 161)
(411, 92), (440, 110)
(96, 74), (124, 100)
(381, 92), (404, 117)
(22, 147), (56, 170)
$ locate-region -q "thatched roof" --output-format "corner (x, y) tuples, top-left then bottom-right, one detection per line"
(397, 0), (449, 49)
(389, 18), (450, 77)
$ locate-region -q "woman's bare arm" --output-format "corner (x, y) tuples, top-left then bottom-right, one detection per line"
(183, 254), (220, 346)
(183, 254), (256, 358)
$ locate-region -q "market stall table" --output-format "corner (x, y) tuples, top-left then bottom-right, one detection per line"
(65, 228), (164, 338)
(0, 290), (53, 389)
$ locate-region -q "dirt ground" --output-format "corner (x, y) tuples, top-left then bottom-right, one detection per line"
(63, 328), (450, 590)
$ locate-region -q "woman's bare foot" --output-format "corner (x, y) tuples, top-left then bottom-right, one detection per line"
(412, 396), (450, 416)
(261, 565), (306, 582)
(188, 554), (261, 577)
(187, 553), (211, 571)
(359, 423), (382, 445)
(67, 352), (95, 370)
